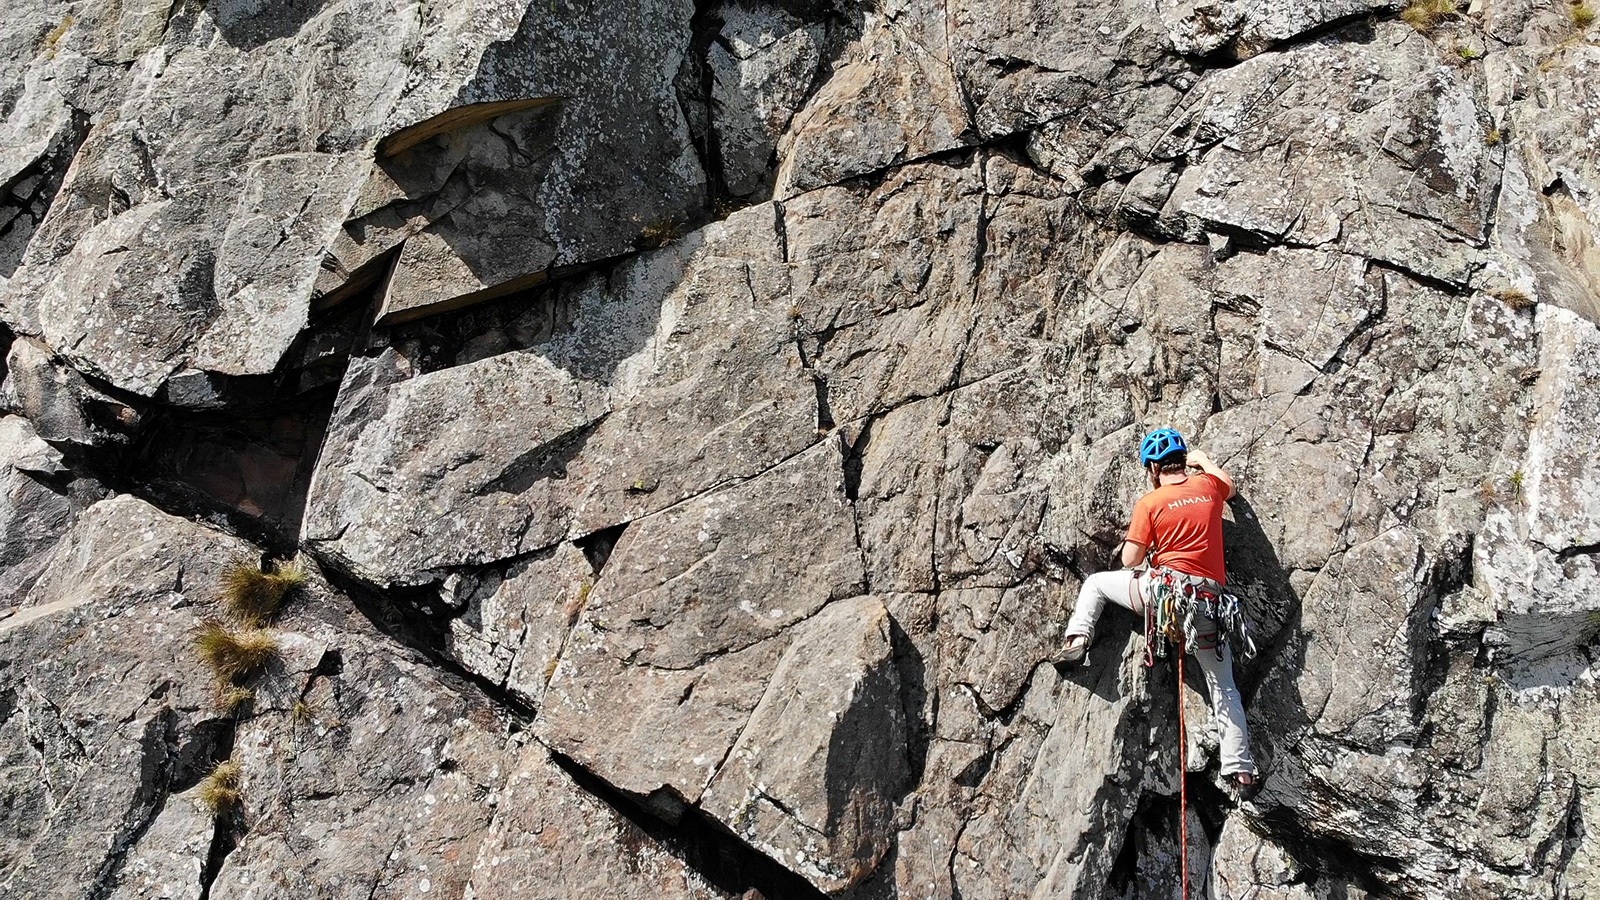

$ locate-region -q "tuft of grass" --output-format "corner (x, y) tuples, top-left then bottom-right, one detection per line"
(194, 621), (279, 683)
(221, 558), (306, 625)
(40, 15), (73, 56)
(1401, 0), (1456, 31)
(1456, 44), (1482, 60)
(1478, 477), (1499, 505)
(197, 760), (243, 815)
(218, 686), (255, 714)
(1573, 2), (1597, 28)
(1510, 469), (1526, 502)
(1492, 286), (1535, 311)
(637, 218), (686, 250)
(1484, 126), (1502, 146)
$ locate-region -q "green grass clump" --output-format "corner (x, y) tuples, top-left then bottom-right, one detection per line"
(220, 558), (305, 626)
(1401, 0), (1456, 31)
(194, 621), (279, 683)
(197, 760), (243, 815)
(1573, 2), (1597, 28)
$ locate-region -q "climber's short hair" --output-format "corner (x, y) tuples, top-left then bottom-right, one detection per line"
(1152, 450), (1187, 475)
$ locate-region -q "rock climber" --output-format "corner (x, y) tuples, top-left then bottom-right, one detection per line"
(1060, 427), (1259, 799)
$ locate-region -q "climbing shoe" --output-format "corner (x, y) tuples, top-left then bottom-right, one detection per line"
(1059, 634), (1088, 665)
(1231, 772), (1261, 802)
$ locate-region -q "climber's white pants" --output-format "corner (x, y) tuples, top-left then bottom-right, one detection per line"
(1065, 569), (1258, 777)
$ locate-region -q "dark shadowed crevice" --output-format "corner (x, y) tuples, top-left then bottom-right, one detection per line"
(1179, 11), (1383, 70)
(1256, 804), (1404, 896)
(840, 416), (871, 502)
(194, 715), (242, 900)
(549, 750), (831, 900)
(887, 613), (930, 785)
(476, 416), (606, 496)
(676, 1), (728, 207)
(575, 521), (629, 575)
(85, 708), (183, 900)
(814, 374), (836, 431)
(0, 107), (90, 279)
(1557, 540), (1600, 561)
(0, 320), (12, 386)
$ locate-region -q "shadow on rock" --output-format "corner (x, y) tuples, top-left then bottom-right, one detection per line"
(210, 0), (334, 52)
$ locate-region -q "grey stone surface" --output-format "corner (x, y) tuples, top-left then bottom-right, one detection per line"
(0, 496), (245, 898)
(0, 0), (707, 395)
(0, 495), (736, 900)
(5, 1), (1600, 898)
(0, 414), (84, 604)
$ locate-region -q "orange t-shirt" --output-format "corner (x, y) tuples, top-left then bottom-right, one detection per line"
(1126, 473), (1229, 584)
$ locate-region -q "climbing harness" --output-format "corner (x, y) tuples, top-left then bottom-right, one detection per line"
(1142, 567), (1257, 667)
(1140, 567), (1256, 900)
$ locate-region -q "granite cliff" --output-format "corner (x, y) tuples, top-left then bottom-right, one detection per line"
(2, 1), (1600, 897)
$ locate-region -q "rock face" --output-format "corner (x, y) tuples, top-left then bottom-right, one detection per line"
(4, 1), (1600, 899)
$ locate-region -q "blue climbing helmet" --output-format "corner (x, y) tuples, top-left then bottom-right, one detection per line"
(1138, 428), (1187, 466)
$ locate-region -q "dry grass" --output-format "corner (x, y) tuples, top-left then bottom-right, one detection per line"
(194, 621), (279, 683)
(1401, 0), (1456, 31)
(218, 686), (255, 714)
(1492, 286), (1535, 310)
(637, 218), (686, 249)
(197, 760), (243, 815)
(221, 558), (305, 625)
(41, 15), (73, 56)
(1478, 477), (1499, 505)
(1574, 2), (1597, 28)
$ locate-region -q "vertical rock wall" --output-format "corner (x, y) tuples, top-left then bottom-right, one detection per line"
(3, 0), (1600, 898)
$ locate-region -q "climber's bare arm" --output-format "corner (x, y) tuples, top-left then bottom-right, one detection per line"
(1121, 539), (1147, 568)
(1187, 448), (1236, 499)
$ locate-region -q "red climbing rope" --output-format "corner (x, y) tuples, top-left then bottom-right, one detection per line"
(1177, 649), (1190, 900)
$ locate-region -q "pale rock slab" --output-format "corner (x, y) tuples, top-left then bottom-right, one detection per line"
(464, 744), (724, 900)
(538, 442), (870, 876)
(701, 596), (908, 893)
(0, 496), (248, 897)
(776, 10), (971, 197)
(302, 203), (813, 587)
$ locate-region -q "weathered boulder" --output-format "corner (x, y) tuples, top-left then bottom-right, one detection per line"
(1, 0), (708, 396)
(302, 203), (810, 587)
(0, 414), (98, 603)
(0, 494), (740, 900)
